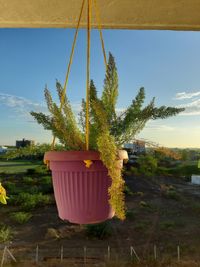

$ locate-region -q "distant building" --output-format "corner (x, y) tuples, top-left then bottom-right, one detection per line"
(16, 138), (35, 148)
(0, 146), (8, 154)
(191, 175), (200, 185)
(124, 140), (146, 155)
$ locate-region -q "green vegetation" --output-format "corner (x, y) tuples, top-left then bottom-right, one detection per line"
(38, 176), (53, 194)
(85, 221), (112, 239)
(160, 184), (182, 201)
(12, 192), (52, 210)
(6, 144), (52, 160)
(124, 185), (133, 196)
(22, 176), (35, 184)
(0, 161), (42, 174)
(168, 164), (200, 177)
(10, 212), (32, 224)
(125, 149), (200, 180)
(137, 155), (158, 176)
(0, 226), (13, 243)
(139, 200), (150, 208)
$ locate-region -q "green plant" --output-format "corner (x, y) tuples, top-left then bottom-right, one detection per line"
(137, 154), (158, 176)
(0, 226), (13, 242)
(3, 181), (21, 195)
(30, 52), (184, 219)
(10, 212), (32, 224)
(124, 185), (133, 196)
(38, 176), (53, 194)
(139, 200), (149, 207)
(22, 176), (35, 184)
(27, 185), (40, 194)
(161, 185), (181, 201)
(85, 221), (112, 239)
(15, 192), (52, 210)
(6, 143), (52, 160)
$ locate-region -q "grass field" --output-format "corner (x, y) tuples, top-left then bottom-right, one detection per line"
(0, 160), (42, 173)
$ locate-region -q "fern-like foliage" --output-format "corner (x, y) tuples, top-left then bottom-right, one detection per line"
(31, 82), (84, 150)
(30, 52), (185, 220)
(102, 52), (118, 124)
(91, 98), (125, 219)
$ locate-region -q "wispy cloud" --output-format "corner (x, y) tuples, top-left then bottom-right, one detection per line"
(178, 98), (200, 116)
(0, 93), (46, 119)
(146, 124), (175, 131)
(175, 91), (200, 100)
(173, 90), (200, 115)
(0, 93), (87, 121)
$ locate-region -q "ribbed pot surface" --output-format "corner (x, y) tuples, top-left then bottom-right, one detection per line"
(45, 151), (114, 224)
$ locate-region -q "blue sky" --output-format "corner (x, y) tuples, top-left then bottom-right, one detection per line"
(0, 29), (200, 147)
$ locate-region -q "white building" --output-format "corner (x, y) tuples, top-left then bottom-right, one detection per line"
(0, 146), (8, 154)
(191, 175), (200, 185)
(124, 141), (146, 154)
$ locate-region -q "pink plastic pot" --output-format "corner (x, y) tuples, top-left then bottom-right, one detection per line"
(44, 150), (128, 224)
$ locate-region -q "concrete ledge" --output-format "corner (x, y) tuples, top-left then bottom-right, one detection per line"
(0, 0), (200, 30)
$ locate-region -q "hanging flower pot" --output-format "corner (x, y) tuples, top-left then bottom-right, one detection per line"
(30, 0), (184, 225)
(44, 150), (128, 224)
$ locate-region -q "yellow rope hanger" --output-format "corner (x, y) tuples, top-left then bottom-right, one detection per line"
(51, 0), (107, 151)
(51, 0), (86, 149)
(85, 0), (92, 151)
(93, 0), (107, 68)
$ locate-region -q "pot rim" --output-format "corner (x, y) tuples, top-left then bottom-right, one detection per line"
(44, 150), (128, 162)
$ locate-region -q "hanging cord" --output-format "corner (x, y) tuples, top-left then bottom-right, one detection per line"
(85, 0), (92, 150)
(51, 0), (107, 151)
(93, 0), (107, 68)
(85, 0), (107, 150)
(51, 0), (86, 150)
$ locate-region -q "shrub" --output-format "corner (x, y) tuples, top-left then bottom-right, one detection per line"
(3, 181), (21, 195)
(10, 212), (32, 224)
(35, 165), (50, 175)
(137, 155), (158, 177)
(39, 176), (53, 194)
(160, 184), (181, 201)
(165, 190), (181, 200)
(85, 221), (112, 239)
(156, 166), (170, 176)
(27, 185), (40, 194)
(169, 164), (200, 177)
(0, 226), (13, 243)
(16, 192), (52, 210)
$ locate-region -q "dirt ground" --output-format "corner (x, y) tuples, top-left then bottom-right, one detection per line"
(1, 173), (200, 265)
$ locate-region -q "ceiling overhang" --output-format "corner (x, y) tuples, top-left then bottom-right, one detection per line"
(0, 0), (200, 31)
